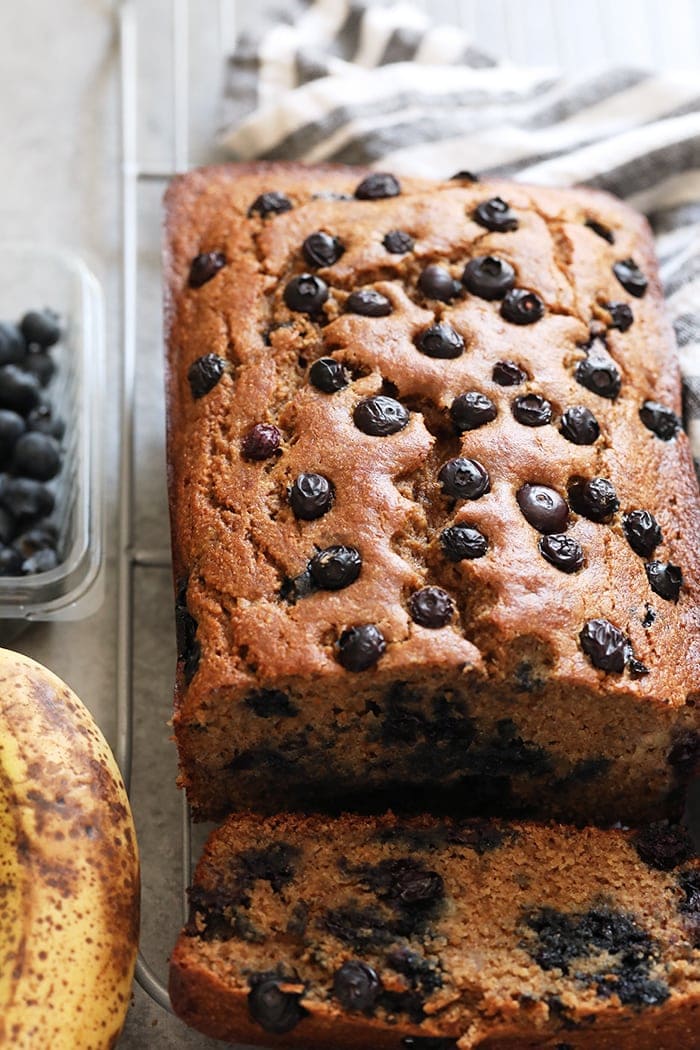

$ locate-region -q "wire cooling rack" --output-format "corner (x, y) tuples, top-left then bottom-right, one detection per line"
(115, 0), (239, 1014)
(114, 0), (699, 1027)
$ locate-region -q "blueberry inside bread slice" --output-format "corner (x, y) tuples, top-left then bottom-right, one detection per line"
(170, 812), (700, 1049)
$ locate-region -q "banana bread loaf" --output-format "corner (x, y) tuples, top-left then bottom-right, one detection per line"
(163, 163), (700, 824)
(169, 811), (700, 1048)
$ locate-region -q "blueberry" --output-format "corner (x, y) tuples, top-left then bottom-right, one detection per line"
(408, 586), (454, 628)
(353, 395), (409, 436)
(309, 357), (349, 393)
(333, 961), (382, 1013)
(0, 365), (41, 414)
(438, 458), (490, 501)
(392, 862), (444, 905)
(450, 170), (479, 181)
(21, 352), (55, 387)
(284, 273), (328, 314)
(13, 524), (57, 557)
(575, 344), (621, 399)
(309, 545), (361, 590)
(13, 432), (61, 481)
(0, 321), (27, 365)
(634, 822), (694, 870)
(22, 547), (58, 574)
(677, 869), (700, 936)
(449, 392), (497, 432)
(473, 197), (518, 232)
(622, 510), (662, 558)
(418, 264), (460, 302)
(580, 618), (627, 672)
(346, 289), (392, 317)
(0, 509), (15, 545)
(639, 400), (681, 441)
(355, 173), (401, 199)
(187, 354), (226, 399)
(560, 406), (600, 445)
(188, 251), (226, 288)
(439, 524), (488, 561)
(1, 477), (54, 520)
(241, 423), (281, 461)
(606, 301), (634, 332)
(244, 689), (298, 719)
(289, 473), (334, 520)
(539, 533), (584, 573)
(500, 288), (544, 325)
(247, 975), (306, 1034)
(174, 578), (200, 684)
(336, 624), (386, 671)
(584, 217), (615, 244)
(248, 191), (293, 217)
(516, 483), (568, 534)
(20, 309), (61, 349)
(628, 655), (650, 677)
(0, 409), (25, 459)
(666, 732), (700, 775)
(512, 394), (552, 427)
(26, 404), (65, 440)
(463, 255), (515, 300)
(383, 230), (414, 254)
(302, 231), (344, 268)
(415, 323), (464, 359)
(492, 360), (527, 386)
(569, 477), (619, 522)
(645, 561), (682, 602)
(0, 546), (22, 575)
(613, 258), (648, 297)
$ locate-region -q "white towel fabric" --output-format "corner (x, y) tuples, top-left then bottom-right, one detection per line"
(221, 0), (700, 467)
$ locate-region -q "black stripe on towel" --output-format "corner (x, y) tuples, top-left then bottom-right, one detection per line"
(378, 26), (422, 65)
(259, 79), (557, 160)
(674, 313), (700, 349)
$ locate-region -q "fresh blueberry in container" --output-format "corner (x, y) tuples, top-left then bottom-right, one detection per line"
(0, 410), (26, 462)
(0, 477), (55, 521)
(0, 365), (41, 415)
(0, 322), (27, 366)
(19, 308), (62, 348)
(26, 403), (66, 440)
(0, 508), (16, 546)
(21, 351), (56, 388)
(21, 548), (58, 575)
(13, 432), (62, 482)
(0, 545), (23, 576)
(13, 524), (58, 558)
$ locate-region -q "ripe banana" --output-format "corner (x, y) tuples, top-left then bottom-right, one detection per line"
(0, 648), (139, 1049)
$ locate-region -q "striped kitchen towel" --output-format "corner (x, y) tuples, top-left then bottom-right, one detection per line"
(220, 0), (700, 464)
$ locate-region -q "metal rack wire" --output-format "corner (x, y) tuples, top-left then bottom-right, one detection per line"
(116, 0), (236, 1014)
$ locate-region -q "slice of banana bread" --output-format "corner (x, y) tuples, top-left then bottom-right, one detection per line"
(169, 811), (700, 1049)
(164, 163), (700, 824)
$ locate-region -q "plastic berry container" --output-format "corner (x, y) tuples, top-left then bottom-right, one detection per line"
(0, 243), (104, 639)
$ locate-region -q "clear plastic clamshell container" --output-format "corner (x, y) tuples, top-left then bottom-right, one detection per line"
(0, 243), (104, 637)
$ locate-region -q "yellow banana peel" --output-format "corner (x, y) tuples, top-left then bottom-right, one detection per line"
(0, 649), (139, 1048)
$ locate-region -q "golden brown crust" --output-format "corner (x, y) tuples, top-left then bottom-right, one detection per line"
(169, 811), (700, 1049)
(163, 162), (700, 824)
